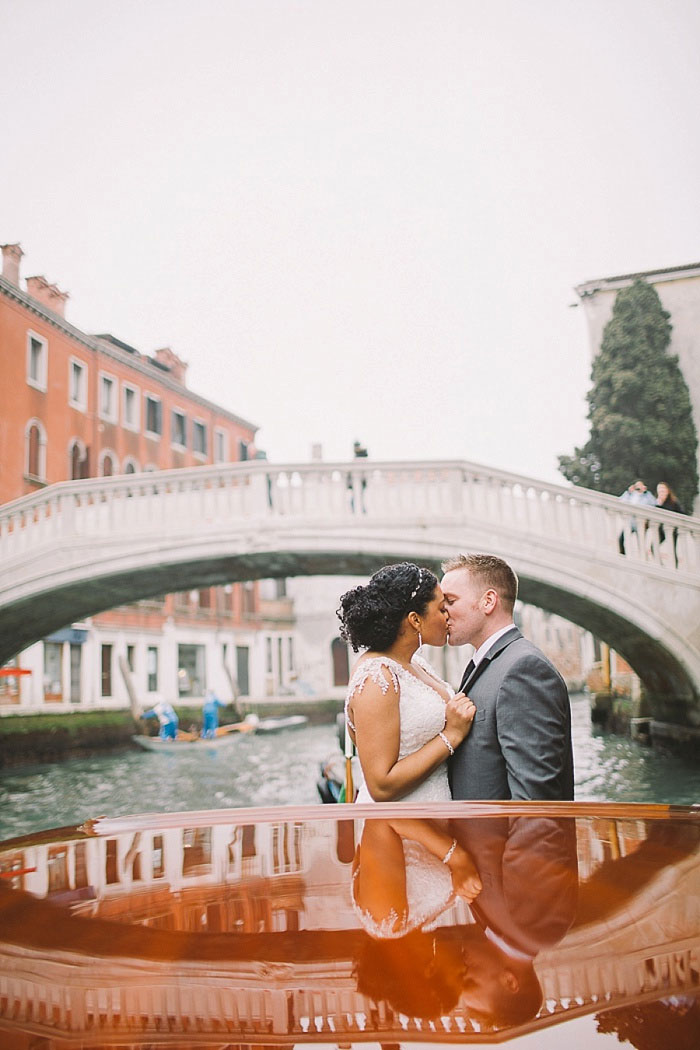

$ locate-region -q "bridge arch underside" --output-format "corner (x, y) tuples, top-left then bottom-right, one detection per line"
(1, 545), (697, 725)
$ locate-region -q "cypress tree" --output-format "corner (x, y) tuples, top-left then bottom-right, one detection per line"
(559, 279), (698, 510)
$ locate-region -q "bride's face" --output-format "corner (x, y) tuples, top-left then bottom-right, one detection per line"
(420, 586), (449, 646)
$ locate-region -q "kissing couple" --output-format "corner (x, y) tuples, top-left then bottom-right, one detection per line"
(338, 553), (574, 803)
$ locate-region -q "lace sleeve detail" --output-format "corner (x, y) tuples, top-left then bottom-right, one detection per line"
(347, 657), (401, 700)
(345, 658), (402, 733)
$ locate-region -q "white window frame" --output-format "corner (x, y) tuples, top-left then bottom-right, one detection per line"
(171, 407), (187, 450)
(192, 418), (208, 459)
(144, 392), (163, 439)
(122, 382), (140, 432)
(98, 371), (118, 423)
(214, 427), (228, 463)
(68, 356), (88, 412)
(26, 330), (48, 392)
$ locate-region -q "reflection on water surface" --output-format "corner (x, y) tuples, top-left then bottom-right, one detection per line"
(0, 802), (698, 1048)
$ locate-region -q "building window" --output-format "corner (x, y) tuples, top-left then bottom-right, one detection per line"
(121, 383), (140, 431)
(287, 636), (294, 672)
(126, 645), (135, 672)
(331, 637), (350, 687)
(239, 439), (249, 461)
(193, 420), (208, 457)
(101, 644), (113, 697)
(44, 642), (63, 700)
(98, 373), (118, 422)
(123, 457), (138, 474)
(69, 358), (88, 411)
(242, 582), (256, 616)
(214, 428), (227, 463)
(265, 637), (273, 674)
(25, 419), (47, 480)
(177, 644), (206, 698)
(69, 439), (89, 479)
(100, 451), (116, 477)
(27, 331), (48, 391)
(171, 409), (187, 449)
(147, 646), (158, 692)
(145, 395), (162, 437)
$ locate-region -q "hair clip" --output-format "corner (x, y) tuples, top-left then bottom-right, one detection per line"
(409, 567), (424, 600)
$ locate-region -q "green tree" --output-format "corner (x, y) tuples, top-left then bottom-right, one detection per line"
(559, 279), (698, 510)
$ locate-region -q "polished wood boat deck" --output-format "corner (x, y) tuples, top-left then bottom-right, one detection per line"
(0, 800), (698, 1048)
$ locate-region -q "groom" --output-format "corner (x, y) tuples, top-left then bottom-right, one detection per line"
(441, 553), (574, 800)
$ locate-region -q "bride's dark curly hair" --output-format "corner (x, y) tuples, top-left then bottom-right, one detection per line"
(337, 562), (438, 652)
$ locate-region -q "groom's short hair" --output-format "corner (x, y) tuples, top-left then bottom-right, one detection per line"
(442, 553), (518, 612)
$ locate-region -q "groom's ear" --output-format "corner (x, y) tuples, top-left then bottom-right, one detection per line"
(482, 589), (498, 614)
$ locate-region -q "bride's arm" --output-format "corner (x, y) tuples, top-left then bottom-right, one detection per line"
(350, 669), (474, 801)
(384, 817), (482, 902)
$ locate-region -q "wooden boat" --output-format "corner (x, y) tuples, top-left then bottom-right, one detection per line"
(249, 713), (309, 733)
(131, 730), (244, 752)
(131, 716), (307, 751)
(0, 801), (697, 1049)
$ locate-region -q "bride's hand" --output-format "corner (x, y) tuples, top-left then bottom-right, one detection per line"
(443, 692), (477, 746)
(446, 843), (482, 903)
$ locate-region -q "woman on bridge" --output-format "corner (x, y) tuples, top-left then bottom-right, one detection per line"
(337, 562), (475, 802)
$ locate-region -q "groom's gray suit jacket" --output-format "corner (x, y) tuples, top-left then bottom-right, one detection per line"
(449, 626), (574, 801)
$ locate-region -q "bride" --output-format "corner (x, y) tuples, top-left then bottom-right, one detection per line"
(337, 562), (476, 802)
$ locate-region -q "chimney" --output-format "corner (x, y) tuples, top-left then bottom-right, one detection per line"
(153, 346), (188, 385)
(25, 274), (69, 318)
(1, 243), (24, 286)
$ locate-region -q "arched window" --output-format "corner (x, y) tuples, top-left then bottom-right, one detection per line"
(123, 458), (138, 474)
(69, 439), (89, 480)
(331, 637), (350, 687)
(25, 419), (47, 480)
(100, 451), (116, 477)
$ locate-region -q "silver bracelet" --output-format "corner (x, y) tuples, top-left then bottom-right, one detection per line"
(442, 838), (457, 864)
(438, 731), (454, 756)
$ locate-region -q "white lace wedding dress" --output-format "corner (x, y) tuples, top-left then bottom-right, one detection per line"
(345, 653), (454, 803)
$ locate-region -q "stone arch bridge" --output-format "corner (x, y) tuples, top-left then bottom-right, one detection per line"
(1, 460), (699, 726)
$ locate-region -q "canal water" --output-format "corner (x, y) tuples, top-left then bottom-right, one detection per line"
(1, 693), (698, 841)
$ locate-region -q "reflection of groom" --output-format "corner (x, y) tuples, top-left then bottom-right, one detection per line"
(441, 553), (574, 800)
(450, 815), (578, 1027)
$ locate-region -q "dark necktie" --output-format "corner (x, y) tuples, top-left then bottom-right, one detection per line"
(460, 658), (476, 691)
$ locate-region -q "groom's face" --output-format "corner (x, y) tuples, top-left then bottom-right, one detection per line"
(441, 568), (486, 647)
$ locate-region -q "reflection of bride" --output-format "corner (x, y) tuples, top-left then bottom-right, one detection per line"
(351, 817), (482, 1019)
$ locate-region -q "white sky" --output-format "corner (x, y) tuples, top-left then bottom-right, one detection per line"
(3, 0), (700, 482)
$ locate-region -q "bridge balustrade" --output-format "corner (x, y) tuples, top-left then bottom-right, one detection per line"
(1, 460), (699, 574)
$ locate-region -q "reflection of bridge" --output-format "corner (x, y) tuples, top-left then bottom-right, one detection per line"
(0, 805), (698, 1045)
(1, 459), (700, 724)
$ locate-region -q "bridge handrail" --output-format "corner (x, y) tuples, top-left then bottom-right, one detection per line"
(2, 458), (700, 533)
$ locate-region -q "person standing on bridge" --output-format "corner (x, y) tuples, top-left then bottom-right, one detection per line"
(441, 554), (574, 801)
(618, 479), (656, 556)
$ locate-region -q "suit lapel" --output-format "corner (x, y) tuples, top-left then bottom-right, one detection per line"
(459, 626), (521, 693)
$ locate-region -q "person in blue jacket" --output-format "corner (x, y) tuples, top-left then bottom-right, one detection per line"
(141, 700), (179, 740)
(201, 690), (226, 738)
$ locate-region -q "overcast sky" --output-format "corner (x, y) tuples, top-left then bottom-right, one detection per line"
(3, 0), (700, 482)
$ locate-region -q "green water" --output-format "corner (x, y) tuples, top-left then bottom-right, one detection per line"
(1, 696), (698, 841)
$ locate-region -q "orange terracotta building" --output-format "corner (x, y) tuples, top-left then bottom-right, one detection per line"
(0, 242), (296, 711)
